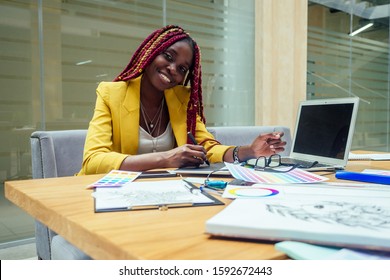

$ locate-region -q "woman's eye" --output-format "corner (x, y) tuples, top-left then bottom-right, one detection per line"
(179, 66), (187, 74)
(164, 52), (173, 61)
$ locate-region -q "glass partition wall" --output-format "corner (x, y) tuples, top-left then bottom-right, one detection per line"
(2, 0), (389, 246)
(0, 0), (254, 244)
(308, 0), (390, 152)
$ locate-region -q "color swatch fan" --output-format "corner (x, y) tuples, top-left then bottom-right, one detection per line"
(225, 162), (328, 184)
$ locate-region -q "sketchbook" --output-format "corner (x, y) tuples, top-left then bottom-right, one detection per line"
(92, 179), (223, 212)
(206, 188), (390, 251)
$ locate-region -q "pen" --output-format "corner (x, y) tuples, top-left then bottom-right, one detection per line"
(199, 186), (223, 196)
(187, 131), (210, 166)
(131, 203), (193, 210)
(182, 179), (201, 195)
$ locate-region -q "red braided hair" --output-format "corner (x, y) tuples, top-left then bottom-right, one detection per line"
(114, 25), (205, 142)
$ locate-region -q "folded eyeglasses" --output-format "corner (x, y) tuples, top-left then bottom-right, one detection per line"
(248, 154), (319, 172)
(250, 154), (297, 173)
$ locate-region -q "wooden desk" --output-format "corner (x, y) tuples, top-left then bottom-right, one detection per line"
(4, 160), (389, 260)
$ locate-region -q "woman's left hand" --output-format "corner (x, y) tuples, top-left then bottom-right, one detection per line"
(249, 131), (286, 157)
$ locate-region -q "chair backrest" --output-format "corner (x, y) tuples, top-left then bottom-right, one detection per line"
(30, 130), (88, 179)
(30, 130), (88, 259)
(207, 126), (292, 156)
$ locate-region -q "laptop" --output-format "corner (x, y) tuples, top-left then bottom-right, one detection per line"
(280, 97), (360, 171)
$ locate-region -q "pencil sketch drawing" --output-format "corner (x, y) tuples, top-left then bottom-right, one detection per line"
(266, 201), (390, 230)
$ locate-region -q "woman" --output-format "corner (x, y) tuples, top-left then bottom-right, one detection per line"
(78, 25), (285, 175)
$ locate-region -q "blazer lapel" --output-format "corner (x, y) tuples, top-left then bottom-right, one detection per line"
(165, 86), (190, 146)
(121, 77), (141, 155)
(120, 78), (190, 154)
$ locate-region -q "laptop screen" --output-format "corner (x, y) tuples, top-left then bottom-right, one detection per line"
(292, 98), (358, 163)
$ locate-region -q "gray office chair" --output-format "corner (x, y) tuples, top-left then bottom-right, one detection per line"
(30, 130), (91, 260)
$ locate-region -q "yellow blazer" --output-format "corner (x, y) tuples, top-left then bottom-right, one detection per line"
(78, 76), (231, 175)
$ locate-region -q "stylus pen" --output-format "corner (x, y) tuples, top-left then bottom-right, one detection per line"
(199, 186), (223, 196)
(187, 131), (210, 166)
(182, 179), (201, 195)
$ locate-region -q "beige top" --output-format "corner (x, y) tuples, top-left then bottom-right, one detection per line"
(137, 122), (175, 154)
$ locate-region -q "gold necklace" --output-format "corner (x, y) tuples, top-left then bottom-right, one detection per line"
(140, 98), (165, 136)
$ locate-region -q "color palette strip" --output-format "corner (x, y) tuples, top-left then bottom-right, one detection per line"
(87, 170), (141, 188)
(225, 162), (328, 184)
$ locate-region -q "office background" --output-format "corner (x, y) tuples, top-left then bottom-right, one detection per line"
(0, 0), (389, 245)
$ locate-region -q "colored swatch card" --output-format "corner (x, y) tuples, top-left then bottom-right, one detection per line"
(224, 162), (328, 184)
(87, 170), (141, 189)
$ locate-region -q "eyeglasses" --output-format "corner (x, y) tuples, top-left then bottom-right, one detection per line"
(251, 154), (297, 173)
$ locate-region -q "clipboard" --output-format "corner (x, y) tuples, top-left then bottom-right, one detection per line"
(92, 179), (224, 213)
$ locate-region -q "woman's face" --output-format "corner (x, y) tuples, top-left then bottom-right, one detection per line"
(144, 40), (193, 92)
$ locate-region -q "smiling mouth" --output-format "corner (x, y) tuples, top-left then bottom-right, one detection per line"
(159, 72), (171, 83)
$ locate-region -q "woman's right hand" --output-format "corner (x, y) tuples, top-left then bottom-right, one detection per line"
(120, 144), (208, 171)
(164, 144), (208, 167)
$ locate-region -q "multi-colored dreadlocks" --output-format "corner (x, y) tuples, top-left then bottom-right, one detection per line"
(114, 25), (205, 142)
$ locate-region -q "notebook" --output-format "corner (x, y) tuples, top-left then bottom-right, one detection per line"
(205, 189), (390, 251)
(348, 152), (390, 161)
(280, 97), (359, 171)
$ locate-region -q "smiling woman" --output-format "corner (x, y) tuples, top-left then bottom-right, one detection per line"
(140, 40), (194, 138)
(78, 25), (286, 175)
(79, 25), (221, 173)
(152, 40), (193, 86)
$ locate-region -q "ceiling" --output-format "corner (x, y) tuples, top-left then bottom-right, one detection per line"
(309, 0), (390, 19)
